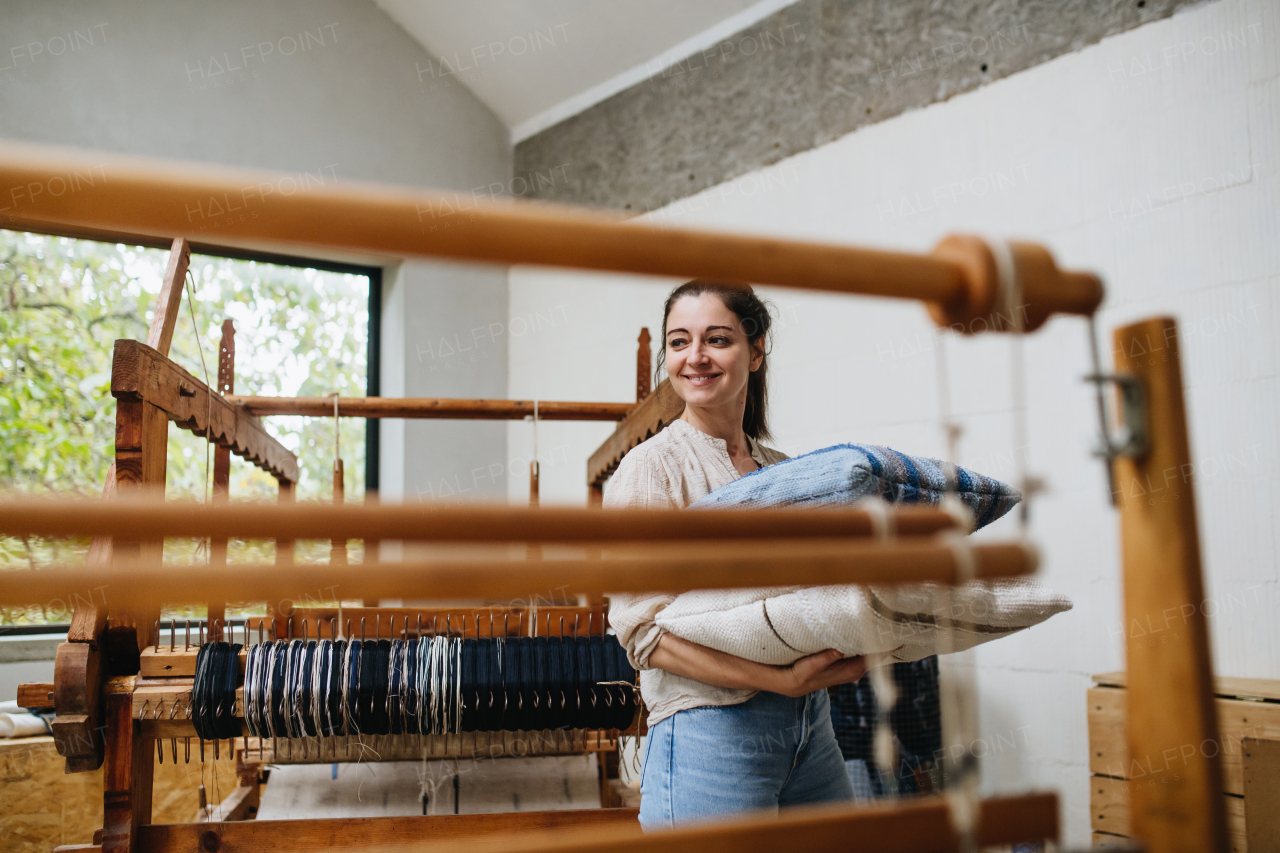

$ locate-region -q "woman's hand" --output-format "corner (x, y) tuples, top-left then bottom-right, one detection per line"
(766, 649), (871, 697)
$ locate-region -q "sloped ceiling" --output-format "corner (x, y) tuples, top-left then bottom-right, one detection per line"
(373, 0), (794, 139)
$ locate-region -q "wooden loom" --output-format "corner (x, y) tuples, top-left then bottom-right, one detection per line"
(19, 232), (654, 817)
(0, 142), (1230, 853)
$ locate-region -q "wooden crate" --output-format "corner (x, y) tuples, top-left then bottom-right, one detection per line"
(1088, 672), (1280, 851)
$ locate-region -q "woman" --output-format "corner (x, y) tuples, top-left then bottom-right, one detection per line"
(606, 280), (871, 829)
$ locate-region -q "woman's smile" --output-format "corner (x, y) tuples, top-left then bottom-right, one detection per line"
(682, 371), (723, 386)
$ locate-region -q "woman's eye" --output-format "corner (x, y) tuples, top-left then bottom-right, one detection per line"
(669, 338), (687, 348)
(709, 336), (730, 345)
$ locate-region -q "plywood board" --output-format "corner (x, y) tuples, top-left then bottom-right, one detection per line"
(0, 735), (238, 853)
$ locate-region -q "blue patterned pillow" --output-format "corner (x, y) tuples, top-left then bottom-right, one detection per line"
(690, 444), (1020, 531)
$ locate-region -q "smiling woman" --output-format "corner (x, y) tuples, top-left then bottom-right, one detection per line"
(657, 280), (772, 459)
(606, 280), (866, 829)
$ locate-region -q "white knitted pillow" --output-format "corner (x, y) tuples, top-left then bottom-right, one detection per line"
(654, 580), (1072, 665)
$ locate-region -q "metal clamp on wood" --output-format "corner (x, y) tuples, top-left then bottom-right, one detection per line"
(1084, 371), (1149, 505)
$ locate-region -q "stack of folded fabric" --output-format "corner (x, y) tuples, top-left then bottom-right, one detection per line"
(655, 444), (1072, 664)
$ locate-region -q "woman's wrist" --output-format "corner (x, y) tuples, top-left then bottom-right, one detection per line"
(741, 659), (791, 695)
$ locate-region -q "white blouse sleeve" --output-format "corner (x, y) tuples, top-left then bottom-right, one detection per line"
(603, 448), (678, 671)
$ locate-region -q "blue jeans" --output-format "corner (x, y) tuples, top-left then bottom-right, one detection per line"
(638, 690), (854, 830)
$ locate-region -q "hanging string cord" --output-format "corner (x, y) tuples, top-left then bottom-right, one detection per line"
(933, 334), (962, 492)
(860, 492), (899, 793)
(185, 269), (214, 558)
(933, 241), (1022, 853)
(333, 392), (341, 470)
(987, 239), (1033, 534)
(938, 534), (980, 852)
(532, 399), (540, 478)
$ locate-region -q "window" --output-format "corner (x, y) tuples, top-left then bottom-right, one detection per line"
(0, 229), (380, 625)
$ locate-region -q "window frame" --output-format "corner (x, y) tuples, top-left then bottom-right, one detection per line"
(8, 224), (383, 490)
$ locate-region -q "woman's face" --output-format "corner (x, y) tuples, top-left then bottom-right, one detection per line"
(664, 293), (764, 409)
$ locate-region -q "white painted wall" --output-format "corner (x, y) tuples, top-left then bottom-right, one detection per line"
(507, 0), (1279, 843)
(0, 0), (514, 510)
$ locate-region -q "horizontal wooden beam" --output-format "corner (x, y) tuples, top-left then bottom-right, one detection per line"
(140, 809), (642, 851)
(113, 339), (299, 483)
(0, 496), (957, 543)
(133, 793), (1056, 853)
(1093, 670), (1280, 702)
(17, 681), (55, 708)
(226, 395), (634, 420)
(0, 142), (1101, 329)
(588, 379), (684, 487)
(0, 539), (1036, 608)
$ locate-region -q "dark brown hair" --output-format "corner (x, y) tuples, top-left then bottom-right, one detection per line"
(656, 280), (773, 442)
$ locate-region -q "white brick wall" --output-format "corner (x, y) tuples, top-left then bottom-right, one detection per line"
(508, 0), (1279, 842)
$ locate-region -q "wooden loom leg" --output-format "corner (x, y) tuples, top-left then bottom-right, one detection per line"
(101, 688), (154, 853)
(597, 748), (622, 808)
(1113, 317), (1229, 853)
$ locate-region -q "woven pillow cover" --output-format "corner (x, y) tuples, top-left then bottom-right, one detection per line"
(690, 443), (1021, 530)
(653, 445), (1071, 665)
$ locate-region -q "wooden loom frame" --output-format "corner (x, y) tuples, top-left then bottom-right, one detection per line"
(0, 143), (1229, 853)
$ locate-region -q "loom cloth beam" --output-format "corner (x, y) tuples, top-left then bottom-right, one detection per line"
(0, 539), (1037, 610)
(0, 142), (1101, 332)
(0, 499), (958, 543)
(226, 396), (634, 420)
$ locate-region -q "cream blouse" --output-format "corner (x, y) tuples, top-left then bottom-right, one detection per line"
(604, 417), (789, 726)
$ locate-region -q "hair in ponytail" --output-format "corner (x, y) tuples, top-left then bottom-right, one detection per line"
(655, 280), (773, 442)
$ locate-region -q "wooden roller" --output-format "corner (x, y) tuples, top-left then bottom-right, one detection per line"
(0, 538), (1037, 608)
(0, 141), (1100, 331)
(226, 396), (635, 420)
(0, 496), (960, 543)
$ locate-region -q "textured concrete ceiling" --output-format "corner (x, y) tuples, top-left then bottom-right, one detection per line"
(372, 0), (795, 139)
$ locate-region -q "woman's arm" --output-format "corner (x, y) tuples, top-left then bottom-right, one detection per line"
(649, 633), (872, 697)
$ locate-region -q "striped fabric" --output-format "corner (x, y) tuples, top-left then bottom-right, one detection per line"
(689, 443), (1020, 531)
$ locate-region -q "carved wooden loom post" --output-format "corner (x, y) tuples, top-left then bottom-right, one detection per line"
(1113, 317), (1228, 853)
(110, 238), (191, 661)
(636, 326), (651, 403)
(272, 478), (295, 638)
(208, 319), (235, 641)
(99, 238), (191, 849)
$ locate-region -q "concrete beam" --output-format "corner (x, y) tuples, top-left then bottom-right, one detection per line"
(515, 0), (1208, 212)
